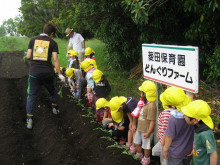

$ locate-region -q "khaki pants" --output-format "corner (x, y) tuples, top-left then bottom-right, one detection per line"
(78, 52), (83, 63)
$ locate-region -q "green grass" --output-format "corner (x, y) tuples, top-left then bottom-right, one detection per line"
(0, 36), (29, 51)
(0, 36), (140, 99)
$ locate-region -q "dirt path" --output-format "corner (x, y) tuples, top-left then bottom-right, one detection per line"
(0, 51), (159, 165)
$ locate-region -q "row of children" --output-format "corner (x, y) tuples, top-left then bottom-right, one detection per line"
(61, 47), (111, 122)
(94, 83), (220, 165)
(59, 47), (219, 165)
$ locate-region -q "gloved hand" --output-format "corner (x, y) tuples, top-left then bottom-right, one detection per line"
(82, 48), (85, 54)
(58, 74), (65, 82)
(68, 78), (72, 83)
(22, 55), (27, 62)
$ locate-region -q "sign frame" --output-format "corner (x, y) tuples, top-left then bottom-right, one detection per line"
(142, 44), (199, 93)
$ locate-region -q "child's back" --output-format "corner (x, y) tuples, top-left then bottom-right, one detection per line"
(165, 114), (194, 158)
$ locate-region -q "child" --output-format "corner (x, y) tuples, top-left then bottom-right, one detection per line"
(80, 60), (96, 110)
(65, 68), (83, 99)
(92, 69), (111, 122)
(108, 98), (130, 145)
(66, 50), (73, 68)
(160, 86), (194, 165)
(108, 96), (139, 147)
(152, 103), (172, 165)
(86, 84), (93, 107)
(181, 100), (220, 165)
(68, 50), (79, 69)
(84, 47), (96, 61)
(95, 98), (113, 128)
(133, 80), (157, 165)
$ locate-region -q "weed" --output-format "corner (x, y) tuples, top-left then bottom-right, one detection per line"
(58, 84), (63, 98)
(100, 136), (115, 142)
(107, 143), (127, 150)
(90, 120), (97, 124)
(81, 112), (95, 118)
(93, 127), (113, 135)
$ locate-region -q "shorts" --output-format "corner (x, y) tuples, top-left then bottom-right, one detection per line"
(134, 131), (153, 150)
(168, 155), (192, 165)
(152, 141), (168, 165)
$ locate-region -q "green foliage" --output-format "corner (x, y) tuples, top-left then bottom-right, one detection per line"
(18, 0), (220, 84)
(0, 26), (6, 37)
(204, 45), (220, 86)
(0, 18), (20, 36)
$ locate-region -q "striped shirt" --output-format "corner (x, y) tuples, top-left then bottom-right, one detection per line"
(157, 109), (172, 144)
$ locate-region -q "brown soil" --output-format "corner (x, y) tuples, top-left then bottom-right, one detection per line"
(0, 51), (160, 165)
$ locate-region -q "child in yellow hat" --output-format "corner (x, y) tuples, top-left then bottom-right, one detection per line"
(65, 68), (83, 99)
(67, 50), (79, 69)
(133, 80), (157, 165)
(95, 98), (113, 129)
(84, 47), (96, 61)
(108, 97), (130, 145)
(80, 60), (95, 110)
(92, 69), (111, 123)
(160, 86), (193, 165)
(181, 100), (220, 165)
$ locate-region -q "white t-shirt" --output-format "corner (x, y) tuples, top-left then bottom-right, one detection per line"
(68, 32), (84, 53)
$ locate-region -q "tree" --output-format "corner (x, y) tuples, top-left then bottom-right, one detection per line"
(0, 25), (6, 37)
(0, 18), (19, 36)
(17, 0), (220, 85)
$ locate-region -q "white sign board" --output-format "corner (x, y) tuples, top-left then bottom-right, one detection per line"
(142, 44), (199, 93)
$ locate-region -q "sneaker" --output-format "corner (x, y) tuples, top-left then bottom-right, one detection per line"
(129, 146), (137, 154)
(52, 107), (59, 115)
(136, 153), (143, 161)
(141, 157), (150, 165)
(26, 118), (33, 129)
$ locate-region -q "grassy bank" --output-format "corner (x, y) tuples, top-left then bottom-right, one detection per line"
(0, 36), (140, 98)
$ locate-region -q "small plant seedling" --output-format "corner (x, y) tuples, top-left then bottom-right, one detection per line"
(93, 127), (113, 135)
(58, 84), (63, 98)
(100, 136), (115, 142)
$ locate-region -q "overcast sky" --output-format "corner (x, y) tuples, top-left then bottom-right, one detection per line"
(0, 0), (21, 26)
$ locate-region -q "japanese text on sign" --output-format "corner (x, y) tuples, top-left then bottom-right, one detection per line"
(142, 44), (199, 93)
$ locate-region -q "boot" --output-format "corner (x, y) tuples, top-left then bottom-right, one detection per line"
(52, 104), (59, 115)
(26, 117), (33, 129)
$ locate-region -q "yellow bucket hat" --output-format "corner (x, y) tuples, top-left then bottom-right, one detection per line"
(92, 69), (103, 83)
(109, 96), (127, 112)
(181, 100), (214, 129)
(65, 68), (75, 78)
(96, 98), (108, 110)
(111, 111), (123, 123)
(138, 80), (156, 102)
(160, 86), (191, 111)
(80, 60), (92, 72)
(69, 50), (78, 57)
(85, 47), (95, 56)
(88, 59), (98, 69)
